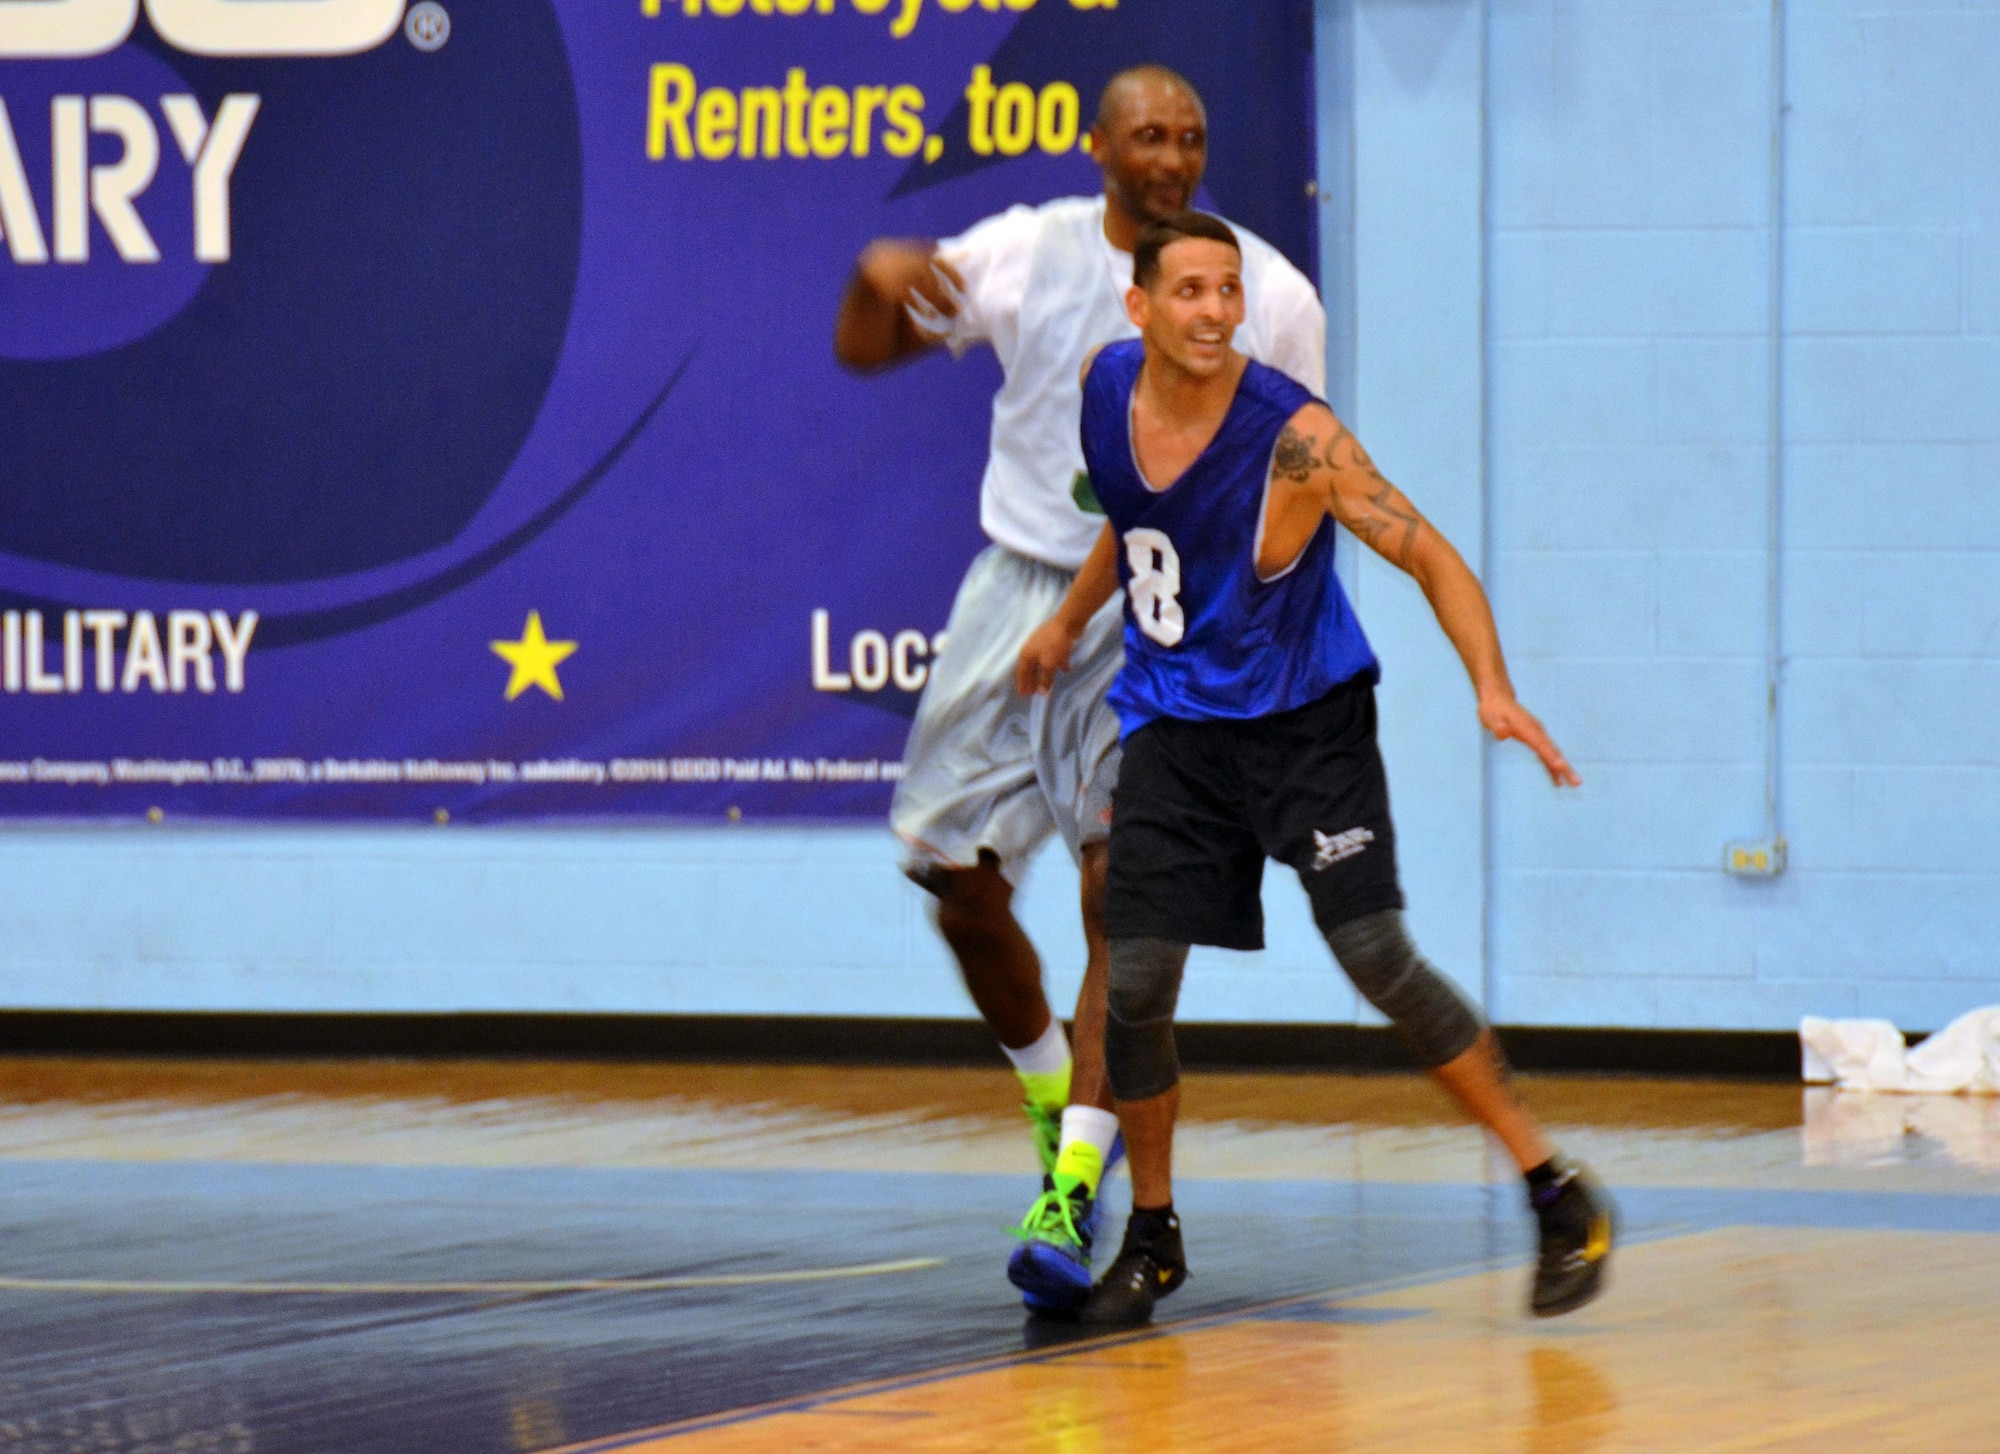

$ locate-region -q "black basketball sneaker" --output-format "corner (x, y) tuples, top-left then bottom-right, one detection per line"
(1078, 1206), (1188, 1325)
(1530, 1162), (1616, 1316)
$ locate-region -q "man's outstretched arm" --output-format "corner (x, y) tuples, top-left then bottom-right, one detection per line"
(1276, 406), (1581, 787)
(833, 240), (963, 370)
(1016, 523), (1120, 697)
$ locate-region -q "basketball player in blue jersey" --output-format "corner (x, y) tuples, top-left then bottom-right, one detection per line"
(1016, 212), (1615, 1323)
(836, 67), (1325, 1308)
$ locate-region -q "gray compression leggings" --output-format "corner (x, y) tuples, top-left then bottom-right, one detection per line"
(1105, 910), (1487, 1101)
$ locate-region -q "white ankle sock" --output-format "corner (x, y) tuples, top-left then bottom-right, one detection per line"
(1058, 1104), (1120, 1159)
(1000, 1018), (1071, 1078)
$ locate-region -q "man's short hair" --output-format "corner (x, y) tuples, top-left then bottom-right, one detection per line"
(1132, 212), (1241, 291)
(1095, 64), (1203, 130)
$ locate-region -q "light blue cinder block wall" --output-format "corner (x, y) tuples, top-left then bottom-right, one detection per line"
(1481, 0), (2000, 1030)
(0, 0), (1994, 1030)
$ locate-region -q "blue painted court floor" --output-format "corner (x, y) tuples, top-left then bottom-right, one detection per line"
(0, 1062), (1993, 1450)
(1, 1157), (1995, 1453)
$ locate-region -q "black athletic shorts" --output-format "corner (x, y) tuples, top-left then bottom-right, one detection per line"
(1104, 676), (1404, 951)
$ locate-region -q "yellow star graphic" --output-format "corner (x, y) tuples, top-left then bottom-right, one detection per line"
(490, 611), (577, 702)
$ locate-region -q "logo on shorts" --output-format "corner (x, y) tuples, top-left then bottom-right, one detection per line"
(1311, 827), (1374, 872)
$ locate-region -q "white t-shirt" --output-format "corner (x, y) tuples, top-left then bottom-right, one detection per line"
(916, 194), (1326, 571)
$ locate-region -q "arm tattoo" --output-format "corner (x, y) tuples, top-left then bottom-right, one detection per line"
(1273, 424), (1316, 483)
(1321, 421), (1355, 472)
(1353, 481), (1427, 565)
(1325, 423), (1427, 565)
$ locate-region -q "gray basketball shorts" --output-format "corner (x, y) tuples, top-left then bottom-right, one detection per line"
(892, 544), (1125, 885)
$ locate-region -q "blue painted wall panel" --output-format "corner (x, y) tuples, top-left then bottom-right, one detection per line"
(1351, 0), (1490, 1001)
(1787, 230), (1962, 335)
(1485, 0), (2000, 1031)
(1493, 763), (1761, 874)
(1786, 445), (1989, 551)
(1492, 445), (1765, 552)
(1498, 552), (1657, 659)
(1655, 553), (1765, 658)
(1505, 231), (1765, 339)
(1969, 234), (2000, 331)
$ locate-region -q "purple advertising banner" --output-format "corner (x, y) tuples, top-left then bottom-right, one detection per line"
(0, 0), (1314, 821)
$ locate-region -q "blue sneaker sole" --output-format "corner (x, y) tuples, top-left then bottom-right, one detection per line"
(1008, 1241), (1093, 1312)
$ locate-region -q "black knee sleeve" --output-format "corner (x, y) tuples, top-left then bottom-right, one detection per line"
(1321, 909), (1484, 1068)
(1105, 937), (1190, 1101)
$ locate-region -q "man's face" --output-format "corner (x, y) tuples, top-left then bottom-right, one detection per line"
(1093, 79), (1207, 223)
(1129, 239), (1245, 379)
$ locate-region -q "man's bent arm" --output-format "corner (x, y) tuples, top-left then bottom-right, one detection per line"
(1284, 408), (1580, 786)
(1362, 490), (1509, 706)
(834, 240), (957, 370)
(1017, 523), (1119, 696)
(1059, 522), (1120, 633)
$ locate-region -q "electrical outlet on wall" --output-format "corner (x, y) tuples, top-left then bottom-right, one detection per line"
(1725, 839), (1787, 878)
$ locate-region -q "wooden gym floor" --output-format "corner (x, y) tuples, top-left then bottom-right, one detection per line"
(0, 1057), (1993, 1452)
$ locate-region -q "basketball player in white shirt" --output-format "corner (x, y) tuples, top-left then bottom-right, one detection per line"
(833, 67), (1324, 1304)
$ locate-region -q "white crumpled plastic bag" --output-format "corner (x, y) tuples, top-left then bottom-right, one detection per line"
(1801, 1006), (2000, 1093)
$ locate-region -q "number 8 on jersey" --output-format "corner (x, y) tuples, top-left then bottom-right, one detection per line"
(1125, 529), (1185, 648)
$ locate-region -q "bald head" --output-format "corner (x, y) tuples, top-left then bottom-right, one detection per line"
(1095, 65), (1205, 132)
(1090, 65), (1209, 235)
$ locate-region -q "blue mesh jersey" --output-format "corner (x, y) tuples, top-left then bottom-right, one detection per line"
(1080, 340), (1379, 737)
